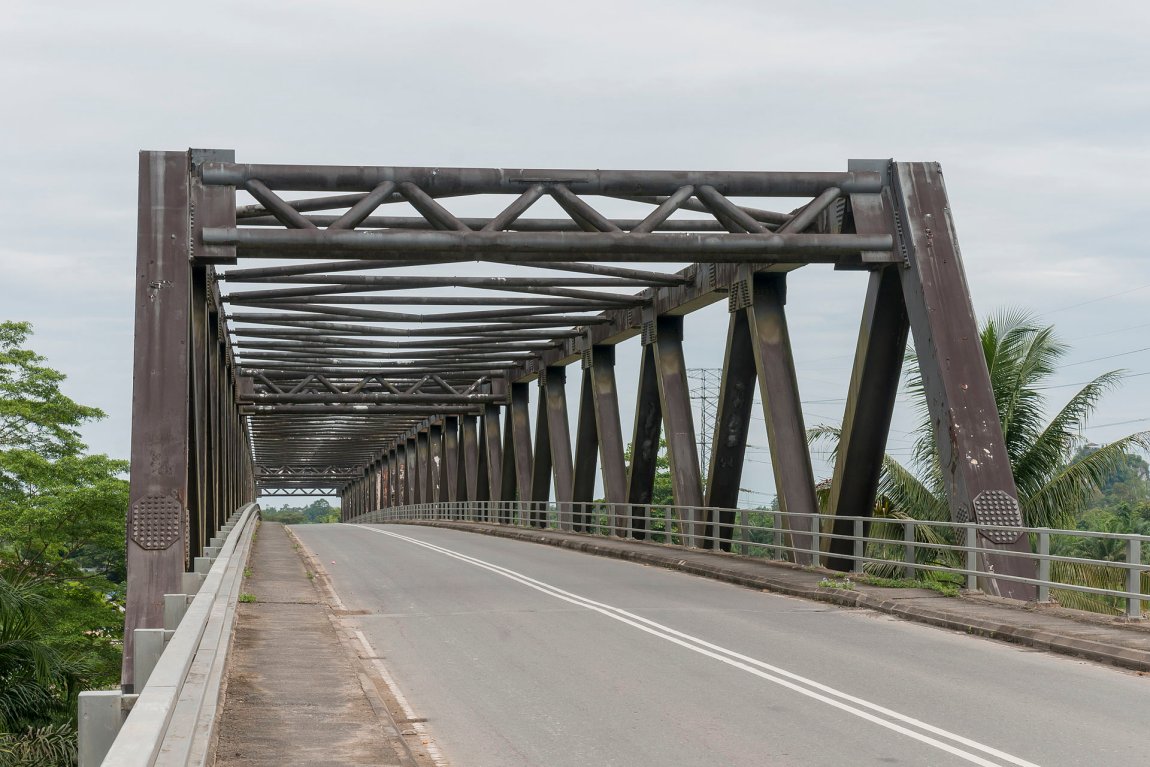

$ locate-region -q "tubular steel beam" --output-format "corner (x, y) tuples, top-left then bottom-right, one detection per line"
(890, 161), (1034, 599)
(203, 163), (884, 196)
(204, 227), (893, 261)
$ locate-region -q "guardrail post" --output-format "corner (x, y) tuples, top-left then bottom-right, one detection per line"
(163, 594), (194, 631)
(1037, 529), (1051, 603)
(903, 523), (916, 580)
(1127, 538), (1143, 619)
(78, 690), (128, 767)
(132, 627), (169, 690)
(965, 526), (979, 591)
(810, 514), (821, 568)
(182, 571), (206, 595)
(772, 511), (783, 560)
(852, 518), (865, 574)
(738, 509), (749, 556)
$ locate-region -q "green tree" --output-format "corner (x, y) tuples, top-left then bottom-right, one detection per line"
(0, 321), (129, 761)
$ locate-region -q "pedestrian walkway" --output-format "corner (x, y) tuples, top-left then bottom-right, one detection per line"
(213, 522), (418, 767)
(392, 520), (1150, 673)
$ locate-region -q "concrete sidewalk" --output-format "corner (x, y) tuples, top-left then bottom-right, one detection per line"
(213, 522), (421, 767)
(384, 520), (1150, 674)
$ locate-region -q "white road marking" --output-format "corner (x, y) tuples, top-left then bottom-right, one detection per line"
(354, 524), (1042, 767)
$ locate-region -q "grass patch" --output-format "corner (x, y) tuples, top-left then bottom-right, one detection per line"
(855, 574), (960, 597)
(818, 576), (855, 590)
(306, 571), (314, 580)
(243, 567), (253, 578)
(238, 593), (257, 603)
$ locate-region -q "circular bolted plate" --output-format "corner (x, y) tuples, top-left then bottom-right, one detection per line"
(971, 489), (1023, 545)
(131, 495), (183, 550)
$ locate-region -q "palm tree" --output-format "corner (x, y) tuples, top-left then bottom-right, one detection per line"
(0, 575), (84, 766)
(815, 310), (1150, 606)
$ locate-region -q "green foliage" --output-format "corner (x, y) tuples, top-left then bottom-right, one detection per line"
(0, 322), (104, 460)
(261, 498), (339, 525)
(0, 321), (129, 760)
(811, 310), (1150, 606)
(0, 578), (87, 733)
(0, 723), (77, 766)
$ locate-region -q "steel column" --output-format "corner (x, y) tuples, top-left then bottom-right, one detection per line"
(443, 416), (459, 503)
(626, 344), (662, 539)
(746, 272), (819, 564)
(123, 151), (193, 692)
(652, 316), (704, 546)
(826, 264), (908, 570)
(590, 346), (627, 535)
(891, 161), (1034, 599)
(704, 311), (757, 550)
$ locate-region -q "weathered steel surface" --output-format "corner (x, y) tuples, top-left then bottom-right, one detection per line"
(704, 311), (757, 550)
(652, 316), (704, 546)
(123, 152), (194, 692)
(826, 263), (908, 570)
(746, 273), (819, 564)
(891, 162), (1034, 599)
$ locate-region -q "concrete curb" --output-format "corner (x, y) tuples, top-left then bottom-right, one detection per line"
(380, 520), (1150, 674)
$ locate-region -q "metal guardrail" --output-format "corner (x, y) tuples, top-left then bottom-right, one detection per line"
(78, 503), (260, 767)
(351, 501), (1149, 619)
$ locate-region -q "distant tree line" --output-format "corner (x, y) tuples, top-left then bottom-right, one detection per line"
(260, 499), (339, 525)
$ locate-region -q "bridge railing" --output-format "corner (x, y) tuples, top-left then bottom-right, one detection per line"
(351, 501), (1149, 619)
(78, 502), (260, 767)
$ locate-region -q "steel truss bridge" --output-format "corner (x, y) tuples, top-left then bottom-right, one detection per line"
(123, 149), (1037, 690)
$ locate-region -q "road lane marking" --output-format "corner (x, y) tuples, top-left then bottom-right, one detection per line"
(354, 525), (1041, 767)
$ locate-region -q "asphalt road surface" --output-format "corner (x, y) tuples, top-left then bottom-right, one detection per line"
(291, 524), (1148, 767)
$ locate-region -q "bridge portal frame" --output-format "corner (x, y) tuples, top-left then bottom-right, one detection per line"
(123, 149), (1035, 689)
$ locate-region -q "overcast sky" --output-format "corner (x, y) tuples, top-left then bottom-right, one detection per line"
(3, 1), (1149, 506)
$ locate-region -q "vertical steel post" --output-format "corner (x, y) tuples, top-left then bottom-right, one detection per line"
(652, 315), (705, 546)
(530, 374), (553, 526)
(429, 422), (444, 503)
(443, 416), (459, 503)
(572, 364), (599, 532)
(627, 344), (662, 540)
(460, 414), (479, 502)
(123, 151), (194, 692)
(705, 311), (757, 551)
(745, 272), (819, 565)
(417, 430), (431, 504)
(509, 382), (534, 516)
(543, 366), (574, 529)
(590, 346), (628, 535)
(891, 161), (1035, 600)
(826, 263), (908, 571)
